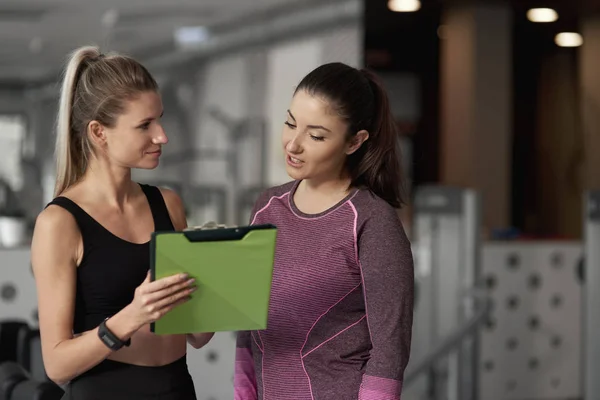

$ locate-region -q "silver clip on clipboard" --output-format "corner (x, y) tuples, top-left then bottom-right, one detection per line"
(184, 221), (235, 231)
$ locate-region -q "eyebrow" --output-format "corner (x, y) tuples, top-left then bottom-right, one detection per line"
(287, 110), (331, 133)
(139, 110), (164, 124)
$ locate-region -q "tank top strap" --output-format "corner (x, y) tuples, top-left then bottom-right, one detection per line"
(139, 184), (175, 232)
(45, 196), (96, 233)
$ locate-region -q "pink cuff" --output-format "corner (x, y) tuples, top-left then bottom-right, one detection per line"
(358, 374), (402, 400)
(234, 347), (257, 396)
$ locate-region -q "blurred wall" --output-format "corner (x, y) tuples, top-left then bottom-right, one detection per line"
(0, 89), (27, 113)
(534, 51), (583, 238)
(580, 16), (600, 192)
(439, 3), (512, 235)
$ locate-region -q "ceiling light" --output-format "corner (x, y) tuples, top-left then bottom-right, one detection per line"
(526, 8), (558, 23)
(555, 32), (583, 47)
(174, 26), (210, 49)
(388, 0), (421, 12)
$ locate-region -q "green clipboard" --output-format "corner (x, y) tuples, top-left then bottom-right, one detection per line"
(149, 223), (277, 335)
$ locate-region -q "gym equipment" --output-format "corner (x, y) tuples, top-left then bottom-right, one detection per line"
(185, 185), (227, 227)
(0, 248), (39, 328)
(584, 190), (600, 400)
(158, 107), (268, 226)
(408, 185), (481, 400)
(237, 186), (266, 225)
(0, 361), (28, 400)
(479, 241), (582, 399)
(16, 327), (47, 382)
(0, 321), (29, 363)
(10, 379), (63, 400)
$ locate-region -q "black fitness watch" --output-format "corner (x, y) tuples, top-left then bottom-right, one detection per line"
(98, 318), (131, 351)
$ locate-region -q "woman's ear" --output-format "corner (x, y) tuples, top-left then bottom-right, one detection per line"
(87, 120), (106, 148)
(346, 130), (369, 155)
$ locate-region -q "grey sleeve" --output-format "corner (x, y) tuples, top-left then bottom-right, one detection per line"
(356, 205), (414, 399)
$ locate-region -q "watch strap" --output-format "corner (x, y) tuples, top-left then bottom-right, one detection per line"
(98, 318), (131, 350)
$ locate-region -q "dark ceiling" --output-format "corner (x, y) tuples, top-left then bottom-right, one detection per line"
(364, 0), (591, 70)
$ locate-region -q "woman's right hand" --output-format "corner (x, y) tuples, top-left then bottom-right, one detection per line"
(127, 271), (197, 330)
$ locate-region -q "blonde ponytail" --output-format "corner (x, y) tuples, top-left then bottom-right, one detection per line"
(54, 46), (100, 197)
(53, 45), (158, 197)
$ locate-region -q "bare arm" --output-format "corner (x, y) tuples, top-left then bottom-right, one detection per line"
(31, 206), (139, 385)
(160, 187), (215, 349)
(32, 205), (196, 385)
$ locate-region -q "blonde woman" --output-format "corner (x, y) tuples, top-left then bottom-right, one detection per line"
(30, 46), (213, 399)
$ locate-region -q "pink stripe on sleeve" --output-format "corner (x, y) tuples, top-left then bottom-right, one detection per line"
(358, 375), (402, 400)
(234, 348), (257, 400)
(251, 192), (289, 225)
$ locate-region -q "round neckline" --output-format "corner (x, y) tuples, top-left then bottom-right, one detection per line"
(288, 180), (359, 219)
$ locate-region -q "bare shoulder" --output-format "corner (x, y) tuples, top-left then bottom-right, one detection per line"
(31, 204), (80, 268)
(31, 204), (80, 356)
(158, 186), (184, 208)
(158, 187), (187, 231)
(33, 204), (79, 244)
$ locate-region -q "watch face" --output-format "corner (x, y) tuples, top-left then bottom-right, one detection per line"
(99, 320), (122, 350)
(102, 334), (117, 349)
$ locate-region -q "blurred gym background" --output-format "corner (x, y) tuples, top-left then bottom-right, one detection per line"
(1, 0), (599, 399)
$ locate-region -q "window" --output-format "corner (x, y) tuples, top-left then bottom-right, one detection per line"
(0, 114), (27, 191)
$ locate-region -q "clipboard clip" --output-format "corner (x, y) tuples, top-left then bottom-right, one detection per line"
(184, 221), (236, 231)
(180, 222), (276, 243)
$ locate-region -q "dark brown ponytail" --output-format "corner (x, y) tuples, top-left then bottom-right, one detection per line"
(295, 63), (406, 208)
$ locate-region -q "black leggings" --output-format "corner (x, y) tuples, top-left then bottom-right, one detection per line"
(62, 356), (197, 400)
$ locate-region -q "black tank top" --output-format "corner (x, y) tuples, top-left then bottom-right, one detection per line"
(46, 184), (175, 334)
